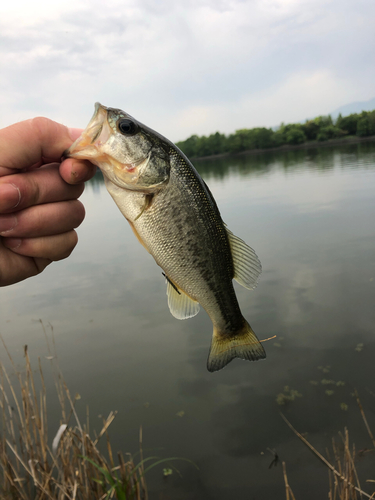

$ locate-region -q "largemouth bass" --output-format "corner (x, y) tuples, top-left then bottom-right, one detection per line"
(65, 103), (266, 372)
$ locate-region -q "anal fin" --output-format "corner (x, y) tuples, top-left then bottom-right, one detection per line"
(164, 274), (200, 320)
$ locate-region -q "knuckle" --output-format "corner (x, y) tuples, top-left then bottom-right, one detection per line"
(30, 117), (53, 140)
(26, 174), (42, 207)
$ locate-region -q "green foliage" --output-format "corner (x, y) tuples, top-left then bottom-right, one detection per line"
(206, 131), (227, 154)
(255, 127), (275, 148)
(314, 115), (333, 127)
(227, 128), (257, 152)
(272, 129), (286, 146)
(302, 120), (320, 140)
(317, 125), (346, 141)
(337, 113), (358, 135)
(176, 108), (375, 159)
(356, 110), (375, 137)
(176, 134), (199, 157)
(285, 126), (306, 145)
(83, 455), (198, 499)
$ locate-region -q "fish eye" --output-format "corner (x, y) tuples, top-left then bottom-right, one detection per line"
(117, 119), (139, 136)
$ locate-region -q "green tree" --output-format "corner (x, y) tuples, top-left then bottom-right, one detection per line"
(227, 129), (257, 153)
(253, 127), (275, 149)
(272, 129), (285, 147)
(285, 127), (306, 145)
(356, 111), (375, 137)
(314, 115), (333, 128)
(176, 134), (199, 157)
(200, 132), (226, 155)
(338, 113), (358, 135)
(195, 136), (212, 157)
(302, 120), (320, 140)
(226, 133), (243, 153)
(176, 108), (375, 159)
(317, 125), (346, 141)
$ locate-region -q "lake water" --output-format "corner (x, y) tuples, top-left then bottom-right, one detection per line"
(1, 142), (375, 499)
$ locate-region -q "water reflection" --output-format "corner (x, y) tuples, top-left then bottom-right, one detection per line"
(1, 141), (375, 499)
(85, 141), (375, 190)
(192, 141), (375, 180)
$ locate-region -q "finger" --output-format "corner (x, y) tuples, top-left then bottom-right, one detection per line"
(0, 200), (85, 238)
(0, 244), (51, 287)
(0, 164), (84, 214)
(59, 158), (97, 185)
(0, 118), (83, 173)
(2, 230), (79, 261)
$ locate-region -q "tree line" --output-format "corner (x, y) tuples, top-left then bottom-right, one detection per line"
(175, 109), (375, 158)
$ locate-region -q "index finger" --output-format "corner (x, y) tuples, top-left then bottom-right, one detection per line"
(0, 117), (82, 174)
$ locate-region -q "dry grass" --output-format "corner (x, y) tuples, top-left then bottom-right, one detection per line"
(0, 333), (149, 500)
(3, 322), (372, 500)
(281, 395), (375, 500)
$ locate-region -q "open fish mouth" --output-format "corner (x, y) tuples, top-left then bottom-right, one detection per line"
(63, 103), (154, 188)
(63, 102), (112, 160)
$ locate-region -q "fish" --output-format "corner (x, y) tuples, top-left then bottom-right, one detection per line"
(65, 103), (266, 372)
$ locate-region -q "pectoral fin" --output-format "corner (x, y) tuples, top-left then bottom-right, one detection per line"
(134, 193), (154, 221)
(164, 274), (200, 320)
(226, 228), (262, 289)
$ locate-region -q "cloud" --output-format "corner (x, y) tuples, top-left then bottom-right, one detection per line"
(0, 0), (374, 140)
(172, 69), (357, 139)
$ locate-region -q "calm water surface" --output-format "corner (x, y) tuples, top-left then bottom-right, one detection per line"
(1, 142), (375, 499)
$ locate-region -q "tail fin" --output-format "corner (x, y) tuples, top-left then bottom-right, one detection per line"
(207, 320), (266, 372)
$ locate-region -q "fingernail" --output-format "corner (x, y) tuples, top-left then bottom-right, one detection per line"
(0, 215), (17, 234)
(3, 238), (21, 249)
(0, 183), (21, 211)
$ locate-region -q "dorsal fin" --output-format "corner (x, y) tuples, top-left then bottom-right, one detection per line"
(164, 274), (200, 320)
(226, 228), (262, 289)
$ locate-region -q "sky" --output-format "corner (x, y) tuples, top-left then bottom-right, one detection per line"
(1, 0), (374, 142)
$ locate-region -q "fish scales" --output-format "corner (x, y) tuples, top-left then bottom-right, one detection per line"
(65, 103), (266, 372)
(134, 149), (243, 334)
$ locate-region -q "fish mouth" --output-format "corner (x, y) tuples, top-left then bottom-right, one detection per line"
(63, 102), (111, 161)
(63, 103), (148, 180)
(63, 102), (155, 190)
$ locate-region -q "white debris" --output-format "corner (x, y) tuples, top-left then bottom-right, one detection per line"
(52, 424), (67, 455)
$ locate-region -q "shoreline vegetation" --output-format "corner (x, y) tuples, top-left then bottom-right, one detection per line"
(0, 325), (198, 500)
(281, 405), (375, 500)
(175, 109), (375, 160)
(0, 338), (149, 500)
(0, 320), (199, 500)
(1, 327), (374, 498)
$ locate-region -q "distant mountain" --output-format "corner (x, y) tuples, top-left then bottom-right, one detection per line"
(330, 97), (375, 119)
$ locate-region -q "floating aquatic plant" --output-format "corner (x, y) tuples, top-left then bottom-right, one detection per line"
(276, 386), (302, 406)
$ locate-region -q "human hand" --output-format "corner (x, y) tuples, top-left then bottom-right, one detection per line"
(0, 117), (96, 286)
